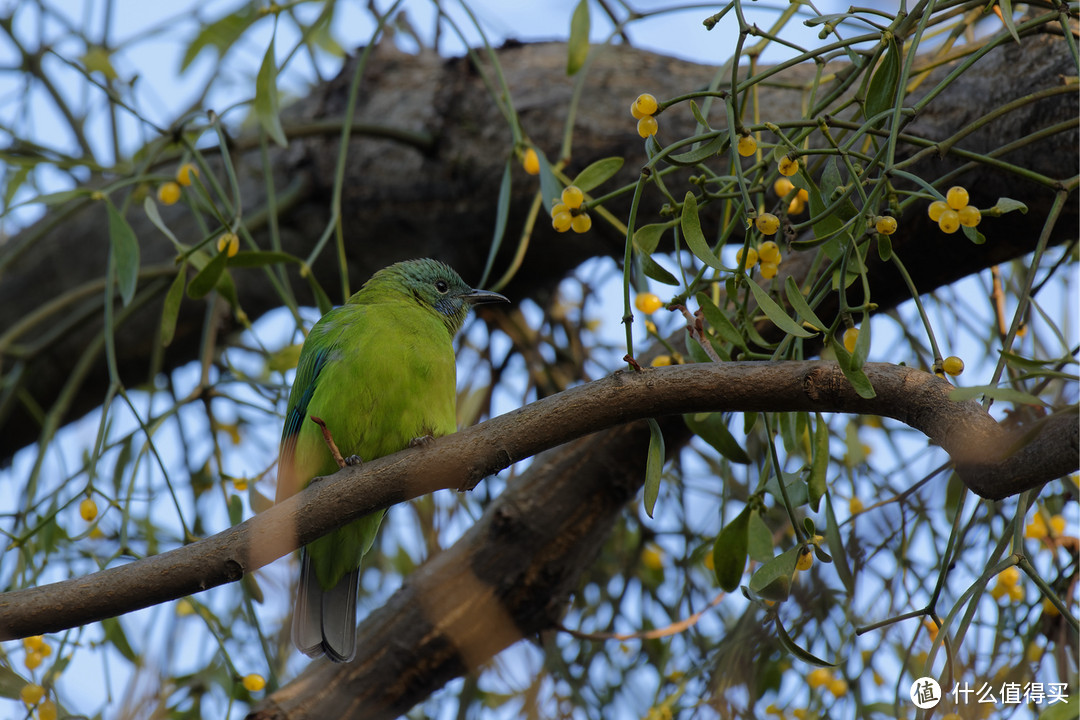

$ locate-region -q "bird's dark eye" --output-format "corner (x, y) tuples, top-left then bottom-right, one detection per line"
(435, 279), (449, 294)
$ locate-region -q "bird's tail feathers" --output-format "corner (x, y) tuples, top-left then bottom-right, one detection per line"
(292, 550), (359, 663)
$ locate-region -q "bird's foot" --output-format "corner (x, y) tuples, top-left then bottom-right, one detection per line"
(409, 435), (435, 449)
(344, 454), (363, 467)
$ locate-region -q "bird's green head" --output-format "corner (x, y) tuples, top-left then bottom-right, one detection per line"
(361, 258), (508, 336)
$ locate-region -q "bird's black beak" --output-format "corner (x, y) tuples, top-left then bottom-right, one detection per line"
(462, 288), (509, 306)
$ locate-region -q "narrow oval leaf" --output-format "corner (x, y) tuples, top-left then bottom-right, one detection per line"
(774, 615), (836, 667)
(829, 336), (876, 398)
(566, 0), (590, 76)
(681, 191), (725, 271)
(864, 38), (900, 121)
(993, 197), (1028, 215)
(783, 276), (826, 334)
(643, 418), (665, 518)
(746, 280), (815, 338)
(102, 617), (137, 662)
(824, 493), (855, 595)
(877, 231), (893, 261)
(640, 253), (679, 286)
(685, 412), (751, 464)
(143, 196), (183, 250)
(747, 510), (774, 563)
(696, 293), (747, 352)
(480, 159), (513, 287)
(536, 149), (562, 214)
(748, 545), (800, 601)
(807, 412), (829, 512)
(160, 263), (187, 347)
(572, 157), (624, 192)
(712, 506), (751, 591)
(180, 7), (258, 72)
(633, 222), (671, 254)
(107, 201), (140, 307)
(255, 38), (288, 147)
(227, 250), (302, 268)
(668, 136), (724, 166)
(187, 249), (227, 299)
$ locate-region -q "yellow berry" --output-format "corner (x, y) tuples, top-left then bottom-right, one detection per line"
(176, 163), (199, 187)
(946, 185), (969, 210)
(20, 683), (45, 705)
(1008, 582), (1024, 601)
(641, 543), (664, 570)
(759, 261), (778, 279)
(633, 93), (659, 117)
(828, 678), (848, 697)
(737, 135), (757, 157)
(999, 566), (1021, 587)
(942, 356), (964, 376)
(806, 668), (832, 689)
(38, 644), (52, 658)
(650, 355), (673, 367)
(637, 115), (659, 138)
(873, 670), (884, 686)
(242, 673), (266, 692)
(232, 477), (248, 491)
(38, 699), (58, 720)
(561, 185), (584, 209)
(550, 202), (568, 217)
(703, 550), (714, 570)
(849, 497), (863, 514)
(938, 209), (960, 234)
(157, 181), (181, 206)
(25, 651), (43, 670)
(629, 99), (646, 120)
(571, 213), (592, 234)
(927, 200), (948, 221)
(875, 215), (897, 235)
(522, 148), (540, 175)
(778, 156), (799, 177)
(1026, 642), (1044, 662)
(843, 327), (859, 354)
(176, 598), (195, 616)
(644, 320), (657, 334)
(755, 212), (780, 235)
(990, 583), (1007, 600)
(552, 211), (573, 232)
(773, 178), (795, 197)
(788, 196), (807, 215)
(23, 636), (45, 652)
(924, 619), (939, 641)
(736, 246), (758, 269)
(217, 232), (240, 258)
(1026, 513), (1049, 540)
(1042, 597), (1060, 616)
(958, 205), (981, 227)
(635, 292), (664, 315)
(795, 546), (814, 571)
(79, 497), (98, 522)
(1050, 514), (1065, 536)
(758, 240), (781, 264)
(792, 710), (807, 720)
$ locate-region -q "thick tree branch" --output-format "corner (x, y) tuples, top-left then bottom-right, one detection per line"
(1, 361), (1074, 640)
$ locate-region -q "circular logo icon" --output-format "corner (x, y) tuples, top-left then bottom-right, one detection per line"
(910, 676), (942, 709)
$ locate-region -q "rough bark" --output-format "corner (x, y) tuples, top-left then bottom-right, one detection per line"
(1, 33), (1076, 461)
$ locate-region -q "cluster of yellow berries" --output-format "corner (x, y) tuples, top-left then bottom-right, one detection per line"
(157, 162), (199, 207)
(990, 566), (1024, 602)
(1026, 511), (1066, 541)
(20, 636), (57, 718)
(217, 231), (240, 257)
(805, 668), (849, 697)
(928, 186), (981, 234)
(630, 93), (660, 138)
(23, 635), (53, 671)
(737, 240), (783, 279)
(551, 185), (592, 233)
(773, 179), (809, 215)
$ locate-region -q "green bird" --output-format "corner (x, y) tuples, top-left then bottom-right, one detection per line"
(276, 258), (507, 662)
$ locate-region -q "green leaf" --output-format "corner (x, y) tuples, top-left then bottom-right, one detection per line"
(255, 37), (288, 147)
(681, 192), (725, 271)
(0, 664), (26, 699)
(783, 276), (826, 333)
(793, 172), (841, 244)
(669, 136), (724, 165)
(829, 336), (877, 399)
(864, 37), (900, 121)
(227, 250), (302, 268)
(745, 279), (815, 338)
(712, 506), (751, 591)
(849, 310), (871, 371)
(143, 196), (183, 250)
(643, 418), (665, 518)
(307, 8), (344, 57)
(948, 386), (1048, 406)
(774, 614), (836, 666)
(102, 616), (138, 662)
(160, 262), (187, 347)
(633, 222), (671, 254)
(640, 254), (679, 286)
(536, 149), (562, 214)
(305, 272), (333, 315)
(748, 545), (800, 601)
(962, 224), (986, 245)
(876, 231), (893, 260)
(992, 197), (1028, 215)
(696, 292), (748, 352)
(241, 571), (265, 603)
(228, 493), (243, 525)
(997, 0), (1022, 44)
(824, 493), (855, 595)
(807, 412), (829, 512)
(187, 249), (228, 299)
(572, 157), (623, 192)
(820, 158), (859, 221)
(480, 159), (512, 287)
(747, 510), (773, 563)
(181, 6), (258, 72)
(566, 0), (590, 75)
(685, 412), (750, 464)
(107, 201), (140, 307)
